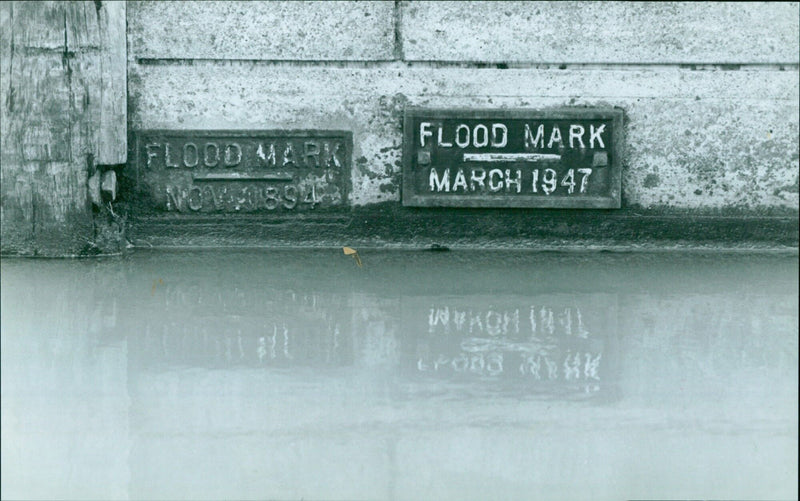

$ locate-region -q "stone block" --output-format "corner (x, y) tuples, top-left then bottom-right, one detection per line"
(129, 63), (799, 211)
(401, 1), (800, 64)
(129, 1), (397, 61)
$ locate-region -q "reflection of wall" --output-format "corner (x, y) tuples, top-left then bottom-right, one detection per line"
(619, 292), (799, 404)
(1, 262), (130, 500)
(119, 259), (798, 499)
(127, 369), (398, 500)
(3, 253), (798, 500)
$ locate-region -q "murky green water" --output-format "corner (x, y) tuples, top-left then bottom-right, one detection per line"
(2, 249), (797, 500)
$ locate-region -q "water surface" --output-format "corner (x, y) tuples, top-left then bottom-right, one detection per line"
(2, 249), (797, 500)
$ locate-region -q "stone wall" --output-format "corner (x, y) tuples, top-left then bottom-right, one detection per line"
(128, 1), (798, 210)
(2, 2), (798, 254)
(126, 1), (799, 249)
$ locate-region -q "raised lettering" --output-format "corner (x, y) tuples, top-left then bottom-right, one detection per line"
(491, 123), (508, 148)
(455, 124), (470, 148)
(486, 353), (503, 376)
(302, 184), (318, 208)
(165, 186), (182, 211)
(505, 169), (522, 193)
(547, 126), (562, 149)
(211, 185), (227, 210)
(589, 124), (606, 149)
(429, 168), (450, 192)
(183, 142), (199, 167)
(420, 122), (433, 147)
(165, 143), (179, 168)
(304, 141), (320, 168)
(187, 186), (202, 211)
(282, 143), (295, 167)
(569, 125), (585, 148)
(264, 186), (280, 210)
(224, 143), (242, 167)
(577, 168), (592, 193)
(437, 127), (453, 147)
(488, 168), (504, 192)
(452, 168), (468, 192)
(486, 311), (502, 336)
(202, 185), (218, 210)
(256, 142), (275, 167)
(470, 168), (486, 191)
(235, 186), (253, 211)
(524, 124), (545, 149)
(584, 353), (601, 380)
(324, 142), (342, 169)
(204, 143), (219, 167)
(542, 168), (557, 194)
(560, 168), (576, 194)
(145, 143), (160, 168)
(473, 124), (489, 148)
(283, 185), (298, 209)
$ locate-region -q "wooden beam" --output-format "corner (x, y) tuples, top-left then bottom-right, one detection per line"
(0, 1), (126, 256)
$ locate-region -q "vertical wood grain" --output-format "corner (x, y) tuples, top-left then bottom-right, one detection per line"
(0, 1), (126, 256)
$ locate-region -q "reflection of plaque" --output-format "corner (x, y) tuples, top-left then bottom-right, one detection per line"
(128, 130), (352, 214)
(402, 294), (619, 393)
(128, 286), (354, 369)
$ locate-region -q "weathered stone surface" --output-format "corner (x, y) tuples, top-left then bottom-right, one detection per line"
(0, 1), (127, 256)
(128, 1), (396, 61)
(129, 63), (799, 211)
(401, 1), (800, 64)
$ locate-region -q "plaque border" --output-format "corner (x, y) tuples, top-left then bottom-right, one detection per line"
(129, 129), (354, 209)
(401, 107), (623, 209)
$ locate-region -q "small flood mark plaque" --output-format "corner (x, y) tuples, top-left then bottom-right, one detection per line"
(402, 108), (623, 208)
(131, 130), (351, 213)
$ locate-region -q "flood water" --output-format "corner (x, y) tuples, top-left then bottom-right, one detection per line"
(1, 249), (797, 500)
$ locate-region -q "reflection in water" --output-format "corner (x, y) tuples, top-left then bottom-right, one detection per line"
(1, 250), (797, 500)
(415, 300), (611, 392)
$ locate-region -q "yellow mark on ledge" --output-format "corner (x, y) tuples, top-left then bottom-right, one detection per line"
(151, 278), (164, 295)
(343, 247), (362, 267)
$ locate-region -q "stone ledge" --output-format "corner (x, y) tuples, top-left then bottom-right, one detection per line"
(124, 204), (799, 250)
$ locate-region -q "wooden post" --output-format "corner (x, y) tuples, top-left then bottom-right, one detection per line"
(1, 1), (126, 256)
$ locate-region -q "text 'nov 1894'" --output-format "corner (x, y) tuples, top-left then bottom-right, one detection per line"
(132, 131), (352, 213)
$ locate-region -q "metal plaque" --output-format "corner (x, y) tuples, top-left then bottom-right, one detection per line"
(402, 108), (623, 208)
(131, 130), (352, 213)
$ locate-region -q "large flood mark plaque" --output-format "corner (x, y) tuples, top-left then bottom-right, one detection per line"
(131, 130), (351, 213)
(402, 108), (623, 208)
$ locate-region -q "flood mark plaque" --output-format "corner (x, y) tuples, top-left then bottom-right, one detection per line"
(131, 130), (351, 213)
(402, 108), (623, 208)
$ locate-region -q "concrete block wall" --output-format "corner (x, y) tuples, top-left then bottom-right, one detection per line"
(128, 1), (799, 214)
(4, 2), (798, 254)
